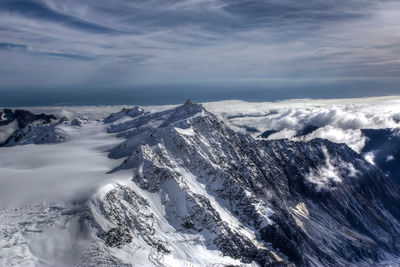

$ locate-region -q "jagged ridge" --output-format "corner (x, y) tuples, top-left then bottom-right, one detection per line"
(0, 109), (87, 146)
(101, 101), (400, 266)
(2, 103), (400, 266)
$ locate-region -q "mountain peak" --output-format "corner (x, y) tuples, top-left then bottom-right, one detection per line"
(106, 103), (400, 266)
(182, 99), (202, 111)
(4, 104), (400, 266)
(184, 99), (193, 106)
(104, 106), (144, 124)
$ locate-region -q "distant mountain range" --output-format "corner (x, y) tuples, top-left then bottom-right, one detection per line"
(1, 101), (400, 266)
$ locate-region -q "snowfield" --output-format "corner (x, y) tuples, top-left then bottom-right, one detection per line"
(1, 97), (400, 266)
(0, 121), (128, 207)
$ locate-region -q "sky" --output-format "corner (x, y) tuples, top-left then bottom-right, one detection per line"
(1, 0), (400, 105)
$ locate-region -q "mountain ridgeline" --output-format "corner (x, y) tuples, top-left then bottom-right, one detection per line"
(1, 102), (400, 266)
(102, 100), (400, 266)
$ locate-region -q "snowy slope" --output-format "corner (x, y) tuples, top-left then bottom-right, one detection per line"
(0, 106), (255, 267)
(103, 100), (400, 266)
(1, 101), (400, 266)
(0, 119), (133, 266)
(0, 108), (79, 146)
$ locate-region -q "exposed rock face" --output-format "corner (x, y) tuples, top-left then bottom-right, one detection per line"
(102, 101), (400, 266)
(103, 106), (145, 124)
(2, 103), (400, 266)
(361, 128), (400, 186)
(0, 109), (56, 128)
(0, 108), (61, 145)
(295, 125), (319, 137)
(0, 109), (86, 146)
(258, 129), (278, 138)
(100, 184), (169, 251)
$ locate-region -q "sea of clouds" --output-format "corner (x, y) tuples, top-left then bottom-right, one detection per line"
(19, 96), (400, 155)
(204, 96), (400, 153)
(2, 96), (400, 205)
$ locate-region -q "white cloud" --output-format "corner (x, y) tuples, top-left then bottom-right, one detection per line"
(364, 151), (376, 165)
(296, 126), (366, 153)
(204, 96), (400, 153)
(268, 129), (297, 139)
(2, 0), (400, 88)
(305, 147), (358, 191)
(386, 155), (394, 162)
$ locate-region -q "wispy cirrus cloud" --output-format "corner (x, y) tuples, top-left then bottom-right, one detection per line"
(1, 0), (400, 96)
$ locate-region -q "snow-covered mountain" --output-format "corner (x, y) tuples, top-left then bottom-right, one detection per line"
(0, 109), (56, 145)
(0, 108), (87, 146)
(1, 101), (400, 266)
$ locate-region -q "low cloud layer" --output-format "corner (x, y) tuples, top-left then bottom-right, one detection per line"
(204, 96), (400, 153)
(14, 96), (400, 154)
(1, 97), (399, 206)
(0, 122), (130, 207)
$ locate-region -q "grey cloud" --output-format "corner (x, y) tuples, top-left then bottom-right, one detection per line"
(0, 0), (121, 34)
(0, 42), (26, 51)
(40, 52), (95, 61)
(0, 0), (400, 91)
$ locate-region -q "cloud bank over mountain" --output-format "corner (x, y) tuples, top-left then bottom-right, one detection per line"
(204, 96), (400, 153)
(16, 96), (400, 153)
(2, 100), (400, 266)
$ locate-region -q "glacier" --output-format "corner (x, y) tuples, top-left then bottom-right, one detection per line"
(1, 100), (400, 266)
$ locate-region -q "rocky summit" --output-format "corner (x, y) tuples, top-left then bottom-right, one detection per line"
(1, 102), (400, 266)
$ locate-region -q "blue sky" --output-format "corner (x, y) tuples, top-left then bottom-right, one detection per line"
(1, 0), (400, 105)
